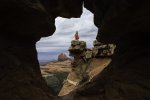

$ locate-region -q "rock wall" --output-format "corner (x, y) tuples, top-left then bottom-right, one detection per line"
(1, 0), (150, 100)
(84, 0), (150, 43)
(62, 0), (150, 100)
(0, 0), (83, 100)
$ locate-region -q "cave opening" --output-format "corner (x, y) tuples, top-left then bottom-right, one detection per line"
(36, 8), (98, 65)
(1, 0), (150, 99)
(35, 7), (98, 95)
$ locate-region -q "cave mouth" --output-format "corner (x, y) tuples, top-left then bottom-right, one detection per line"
(36, 7), (98, 65)
(35, 7), (98, 95)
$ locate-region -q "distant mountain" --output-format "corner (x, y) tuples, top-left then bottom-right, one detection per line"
(37, 52), (70, 65)
(58, 53), (71, 61)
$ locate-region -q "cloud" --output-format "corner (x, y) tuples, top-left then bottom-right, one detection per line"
(36, 8), (98, 63)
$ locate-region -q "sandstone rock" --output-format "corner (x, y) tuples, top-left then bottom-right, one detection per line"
(84, 0), (150, 43)
(62, 0), (150, 100)
(59, 58), (111, 96)
(0, 0), (83, 100)
(41, 0), (83, 18)
(58, 53), (70, 61)
(1, 0), (150, 99)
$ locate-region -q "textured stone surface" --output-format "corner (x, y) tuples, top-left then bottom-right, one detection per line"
(40, 0), (83, 18)
(84, 0), (150, 43)
(63, 35), (150, 100)
(1, 0), (150, 99)
(0, 0), (83, 100)
(62, 0), (150, 100)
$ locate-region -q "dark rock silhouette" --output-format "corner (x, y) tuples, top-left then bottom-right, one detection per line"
(0, 0), (83, 100)
(1, 0), (150, 100)
(62, 0), (150, 100)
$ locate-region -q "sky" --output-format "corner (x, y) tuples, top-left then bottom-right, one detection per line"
(36, 8), (98, 64)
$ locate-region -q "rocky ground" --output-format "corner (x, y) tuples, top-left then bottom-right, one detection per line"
(59, 58), (111, 96)
(40, 60), (72, 76)
(40, 60), (72, 95)
(40, 58), (111, 96)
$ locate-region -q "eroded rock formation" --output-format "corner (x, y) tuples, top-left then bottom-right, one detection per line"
(58, 53), (70, 62)
(1, 0), (150, 100)
(0, 0), (83, 100)
(62, 0), (150, 100)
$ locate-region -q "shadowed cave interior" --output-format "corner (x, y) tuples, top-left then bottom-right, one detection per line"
(0, 0), (150, 100)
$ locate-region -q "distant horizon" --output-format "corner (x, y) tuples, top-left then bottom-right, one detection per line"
(38, 51), (70, 65)
(36, 8), (98, 65)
